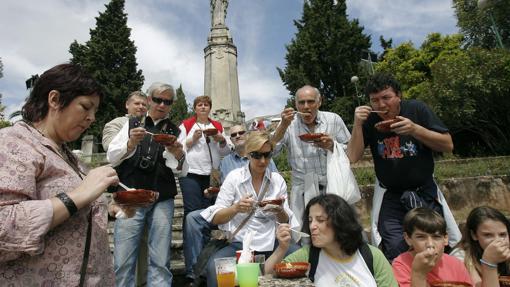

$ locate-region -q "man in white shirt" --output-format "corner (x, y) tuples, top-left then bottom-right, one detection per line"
(107, 82), (187, 287)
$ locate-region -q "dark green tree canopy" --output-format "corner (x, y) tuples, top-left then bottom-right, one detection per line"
(69, 0), (144, 144)
(278, 0), (371, 115)
(169, 84), (190, 125)
(453, 0), (509, 49)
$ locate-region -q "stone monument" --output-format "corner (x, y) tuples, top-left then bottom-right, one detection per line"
(204, 0), (244, 128)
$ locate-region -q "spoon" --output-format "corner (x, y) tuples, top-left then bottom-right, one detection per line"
(293, 111), (311, 116)
(370, 110), (388, 114)
(276, 222), (310, 238)
(145, 131), (155, 136)
(118, 182), (135, 191)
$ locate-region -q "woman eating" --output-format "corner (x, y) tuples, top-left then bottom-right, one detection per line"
(0, 64), (119, 285)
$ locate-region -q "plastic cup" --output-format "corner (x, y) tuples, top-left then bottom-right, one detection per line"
(237, 263), (259, 287)
(253, 254), (265, 275)
(214, 257), (236, 287)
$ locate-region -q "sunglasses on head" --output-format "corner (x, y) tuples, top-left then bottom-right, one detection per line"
(249, 151), (273, 159)
(230, 130), (246, 138)
(151, 96), (173, 106)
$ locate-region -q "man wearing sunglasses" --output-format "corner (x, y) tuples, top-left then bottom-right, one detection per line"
(182, 125), (278, 285)
(107, 82), (188, 287)
(271, 85), (351, 229)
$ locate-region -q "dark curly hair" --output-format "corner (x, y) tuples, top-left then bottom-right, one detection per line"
(456, 206), (510, 276)
(364, 72), (402, 96)
(302, 194), (363, 256)
(22, 63), (103, 123)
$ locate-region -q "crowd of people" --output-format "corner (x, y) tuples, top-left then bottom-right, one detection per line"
(0, 63), (508, 287)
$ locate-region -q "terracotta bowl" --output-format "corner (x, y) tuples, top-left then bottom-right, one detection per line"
(500, 276), (510, 287)
(113, 189), (159, 207)
(298, 133), (323, 143)
(274, 262), (310, 278)
(374, 118), (400, 133)
(258, 198), (284, 207)
(207, 187), (220, 194)
(429, 281), (472, 287)
(203, 128), (218, 137)
(152, 134), (176, 145)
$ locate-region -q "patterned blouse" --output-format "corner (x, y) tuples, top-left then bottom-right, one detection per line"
(0, 122), (114, 286)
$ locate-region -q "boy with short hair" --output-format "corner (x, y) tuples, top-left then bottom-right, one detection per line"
(392, 208), (473, 287)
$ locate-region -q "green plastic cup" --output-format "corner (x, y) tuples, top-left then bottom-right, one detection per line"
(236, 263), (259, 287)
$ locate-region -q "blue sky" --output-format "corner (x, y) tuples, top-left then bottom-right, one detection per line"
(0, 0), (458, 121)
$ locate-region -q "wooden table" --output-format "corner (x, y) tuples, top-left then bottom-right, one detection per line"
(258, 274), (314, 287)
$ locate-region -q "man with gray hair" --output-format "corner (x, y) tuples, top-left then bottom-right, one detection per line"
(271, 85), (351, 226)
(107, 82), (188, 286)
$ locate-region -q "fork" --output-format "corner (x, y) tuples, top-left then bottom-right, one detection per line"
(276, 222), (310, 238)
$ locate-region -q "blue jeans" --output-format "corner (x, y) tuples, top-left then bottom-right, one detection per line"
(205, 241), (300, 287)
(179, 174), (214, 216)
(114, 199), (175, 287)
(184, 209), (214, 279)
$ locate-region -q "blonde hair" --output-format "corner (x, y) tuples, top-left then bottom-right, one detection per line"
(244, 131), (274, 154)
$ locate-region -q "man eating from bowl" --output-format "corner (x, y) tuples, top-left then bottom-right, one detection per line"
(271, 85), (351, 227)
(346, 72), (460, 261)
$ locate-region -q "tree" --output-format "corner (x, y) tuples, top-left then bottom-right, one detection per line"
(453, 0), (510, 49)
(69, 0), (144, 142)
(378, 35), (393, 61)
(169, 84), (190, 125)
(277, 0), (371, 117)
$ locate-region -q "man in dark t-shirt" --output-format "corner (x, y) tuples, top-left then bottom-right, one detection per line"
(346, 73), (457, 261)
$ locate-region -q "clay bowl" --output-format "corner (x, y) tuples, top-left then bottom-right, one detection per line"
(298, 133), (324, 143)
(429, 281), (472, 287)
(258, 198), (284, 207)
(500, 276), (510, 287)
(113, 189), (159, 207)
(274, 262), (310, 278)
(203, 128), (218, 137)
(207, 186), (220, 194)
(152, 134), (176, 145)
(374, 118), (400, 133)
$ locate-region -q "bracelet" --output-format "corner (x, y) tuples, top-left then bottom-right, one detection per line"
(479, 258), (498, 269)
(56, 193), (78, 216)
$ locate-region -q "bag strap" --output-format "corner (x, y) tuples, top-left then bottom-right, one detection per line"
(79, 209), (93, 287)
(308, 242), (374, 282)
(228, 174), (271, 241)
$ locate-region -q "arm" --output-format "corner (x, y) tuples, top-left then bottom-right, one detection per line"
(106, 122), (145, 166)
(101, 117), (125, 151)
(270, 108), (294, 147)
(264, 223), (292, 275)
(346, 106), (370, 163)
(479, 239), (510, 287)
(211, 194), (255, 225)
(371, 246), (399, 287)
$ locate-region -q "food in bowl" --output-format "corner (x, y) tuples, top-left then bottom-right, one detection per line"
(152, 134), (176, 145)
(274, 262), (310, 278)
(113, 189), (159, 207)
(374, 118), (401, 133)
(298, 133), (324, 143)
(203, 128), (218, 137)
(429, 281), (472, 287)
(258, 198), (284, 207)
(500, 276), (510, 287)
(207, 187), (220, 194)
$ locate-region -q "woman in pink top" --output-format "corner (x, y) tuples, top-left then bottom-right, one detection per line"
(0, 64), (120, 286)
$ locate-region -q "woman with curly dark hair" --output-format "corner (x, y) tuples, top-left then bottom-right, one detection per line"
(264, 194), (397, 286)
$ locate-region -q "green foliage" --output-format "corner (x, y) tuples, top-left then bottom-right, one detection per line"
(278, 0), (371, 111)
(69, 0), (144, 143)
(453, 0), (510, 49)
(169, 84), (190, 125)
(273, 149), (290, 172)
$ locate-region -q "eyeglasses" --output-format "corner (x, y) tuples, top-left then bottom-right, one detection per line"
(230, 131), (246, 138)
(151, 96), (174, 106)
(249, 151), (273, 159)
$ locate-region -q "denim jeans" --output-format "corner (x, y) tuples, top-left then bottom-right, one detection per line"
(179, 174), (214, 216)
(114, 199), (175, 287)
(205, 240), (300, 287)
(183, 209), (214, 279)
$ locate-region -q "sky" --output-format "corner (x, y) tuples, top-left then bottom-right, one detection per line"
(0, 0), (459, 122)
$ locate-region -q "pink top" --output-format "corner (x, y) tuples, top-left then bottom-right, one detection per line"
(0, 122), (114, 286)
(392, 251), (473, 287)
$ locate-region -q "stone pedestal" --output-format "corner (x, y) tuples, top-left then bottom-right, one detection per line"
(80, 135), (97, 163)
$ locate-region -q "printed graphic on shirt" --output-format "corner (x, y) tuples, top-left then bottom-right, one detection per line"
(335, 272), (361, 286)
(377, 136), (418, 159)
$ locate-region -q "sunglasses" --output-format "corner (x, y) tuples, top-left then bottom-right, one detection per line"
(151, 96), (173, 106)
(249, 151), (273, 159)
(230, 130), (246, 138)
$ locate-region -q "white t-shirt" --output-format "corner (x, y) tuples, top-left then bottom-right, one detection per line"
(315, 249), (377, 287)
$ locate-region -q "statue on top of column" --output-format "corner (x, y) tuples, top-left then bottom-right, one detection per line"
(211, 0), (228, 27)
